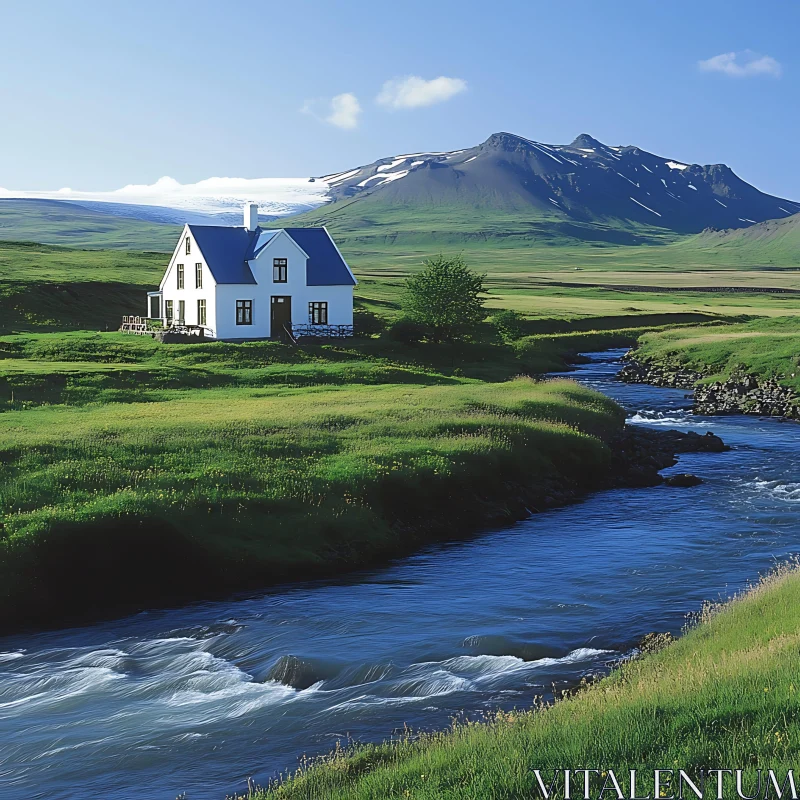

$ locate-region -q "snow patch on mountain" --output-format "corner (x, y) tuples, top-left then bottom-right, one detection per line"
(630, 197), (662, 217)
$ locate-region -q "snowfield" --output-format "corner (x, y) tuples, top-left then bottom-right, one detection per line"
(0, 176), (333, 217)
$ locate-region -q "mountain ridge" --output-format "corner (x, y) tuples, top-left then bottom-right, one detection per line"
(312, 131), (799, 234)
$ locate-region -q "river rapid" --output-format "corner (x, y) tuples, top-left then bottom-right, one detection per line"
(2, 350), (799, 800)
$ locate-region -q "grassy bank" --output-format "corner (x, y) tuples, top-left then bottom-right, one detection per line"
(0, 375), (625, 631)
(633, 316), (800, 392)
(251, 564), (800, 799)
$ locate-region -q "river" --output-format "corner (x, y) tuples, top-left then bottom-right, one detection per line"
(2, 350), (799, 800)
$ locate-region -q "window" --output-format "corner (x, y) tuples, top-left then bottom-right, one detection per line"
(236, 299), (253, 325)
(165, 299), (174, 324)
(185, 237), (191, 255)
(273, 258), (287, 283)
(197, 298), (207, 326)
(149, 295), (161, 319)
(177, 263), (184, 289)
(178, 300), (186, 324)
(195, 263), (203, 289)
(309, 301), (328, 325)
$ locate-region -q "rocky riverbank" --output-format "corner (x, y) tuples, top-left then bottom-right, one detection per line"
(694, 375), (799, 419)
(619, 358), (800, 420)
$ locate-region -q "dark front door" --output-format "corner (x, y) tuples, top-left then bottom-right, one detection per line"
(270, 296), (292, 339)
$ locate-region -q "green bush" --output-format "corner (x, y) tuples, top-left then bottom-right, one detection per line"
(401, 255), (487, 343)
(383, 318), (430, 345)
(491, 309), (526, 342)
(353, 308), (386, 337)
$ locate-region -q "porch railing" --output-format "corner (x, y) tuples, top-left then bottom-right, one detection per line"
(119, 316), (157, 335)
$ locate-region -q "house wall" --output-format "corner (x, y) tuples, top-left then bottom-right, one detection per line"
(214, 283), (268, 339)
(214, 231), (353, 340)
(160, 226), (218, 334)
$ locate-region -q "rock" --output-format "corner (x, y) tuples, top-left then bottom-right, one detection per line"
(638, 631), (675, 654)
(622, 357), (800, 423)
(263, 655), (340, 690)
(664, 473), (703, 487)
(618, 359), (701, 390)
(606, 427), (727, 490)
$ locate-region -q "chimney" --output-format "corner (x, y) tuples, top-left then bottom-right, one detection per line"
(244, 202), (258, 231)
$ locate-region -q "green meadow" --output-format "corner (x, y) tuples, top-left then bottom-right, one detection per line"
(0, 370), (623, 630)
(0, 312), (705, 632)
(0, 199), (178, 250)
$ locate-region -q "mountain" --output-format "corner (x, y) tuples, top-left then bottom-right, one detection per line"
(312, 132), (799, 235)
(2, 132), (797, 256)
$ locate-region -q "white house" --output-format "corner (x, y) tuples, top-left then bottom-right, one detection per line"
(146, 203), (356, 340)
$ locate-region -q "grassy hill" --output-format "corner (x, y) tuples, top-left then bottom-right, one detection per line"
(672, 213), (800, 267)
(0, 241), (164, 333)
(0, 198), (178, 251)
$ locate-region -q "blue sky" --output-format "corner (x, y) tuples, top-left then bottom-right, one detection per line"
(1, 0), (797, 199)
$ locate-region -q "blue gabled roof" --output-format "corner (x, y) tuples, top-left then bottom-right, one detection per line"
(282, 228), (357, 286)
(187, 225), (257, 284)
(249, 229), (281, 260)
(187, 224), (355, 287)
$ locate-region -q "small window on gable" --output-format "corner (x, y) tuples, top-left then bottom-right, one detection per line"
(195, 263), (203, 289)
(186, 237), (191, 255)
(177, 263), (185, 289)
(273, 258), (288, 283)
(309, 302), (328, 325)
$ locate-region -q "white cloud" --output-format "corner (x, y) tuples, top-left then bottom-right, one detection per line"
(325, 92), (362, 129)
(302, 92), (362, 130)
(698, 50), (782, 78)
(376, 75), (467, 109)
(0, 176), (332, 217)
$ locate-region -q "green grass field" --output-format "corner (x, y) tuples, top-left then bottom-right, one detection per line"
(0, 241), (165, 333)
(0, 309), (720, 632)
(0, 370), (623, 631)
(254, 563), (800, 800)
(4, 221), (800, 338)
(0, 314), (719, 411)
